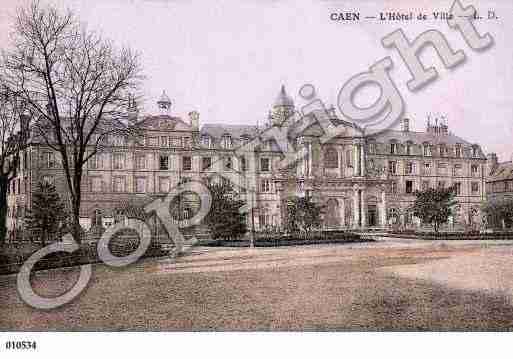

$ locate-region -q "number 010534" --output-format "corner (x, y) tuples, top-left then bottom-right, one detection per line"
(5, 341), (37, 350)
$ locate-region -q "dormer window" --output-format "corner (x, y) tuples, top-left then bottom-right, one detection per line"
(240, 134), (250, 145)
(472, 145), (479, 158)
(221, 134), (232, 149)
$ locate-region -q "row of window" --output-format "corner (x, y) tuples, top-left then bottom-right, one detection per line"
(90, 134), (193, 149)
(87, 153), (271, 173)
(388, 161), (481, 177)
(390, 180), (480, 195)
(375, 141), (480, 158)
(7, 177), (27, 195)
(487, 180), (513, 193)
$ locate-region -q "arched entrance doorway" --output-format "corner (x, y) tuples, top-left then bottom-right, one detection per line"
(325, 198), (340, 228)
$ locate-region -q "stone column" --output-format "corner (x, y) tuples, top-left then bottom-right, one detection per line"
(381, 188), (387, 228)
(360, 143), (366, 177)
(353, 144), (360, 177)
(340, 199), (346, 228)
(361, 189), (367, 228)
(353, 188), (360, 228)
(307, 142), (312, 177)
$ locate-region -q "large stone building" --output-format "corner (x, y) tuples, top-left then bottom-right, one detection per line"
(7, 86), (491, 236)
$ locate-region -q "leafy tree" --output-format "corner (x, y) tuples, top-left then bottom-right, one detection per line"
(411, 186), (458, 232)
(25, 181), (68, 245)
(285, 196), (324, 234)
(482, 198), (513, 229)
(204, 182), (247, 240)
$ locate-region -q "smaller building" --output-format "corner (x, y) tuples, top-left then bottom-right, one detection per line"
(486, 155), (513, 202)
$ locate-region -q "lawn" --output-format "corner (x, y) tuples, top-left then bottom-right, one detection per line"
(1, 240), (513, 330)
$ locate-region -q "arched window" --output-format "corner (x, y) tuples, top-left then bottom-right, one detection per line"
(324, 147), (338, 169)
(406, 141), (413, 155)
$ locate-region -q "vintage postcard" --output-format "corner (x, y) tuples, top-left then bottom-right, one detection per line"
(0, 0), (512, 357)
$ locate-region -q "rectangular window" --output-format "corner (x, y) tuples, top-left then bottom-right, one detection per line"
(182, 156), (192, 171)
(159, 155), (169, 170)
(438, 181), (446, 188)
(454, 182), (462, 195)
(437, 163), (448, 175)
(388, 161), (397, 175)
(159, 177), (170, 193)
(161, 136), (168, 147)
(391, 182), (397, 194)
(46, 152), (55, 168)
(147, 137), (158, 147)
(89, 153), (101, 169)
(346, 149), (353, 168)
(405, 180), (414, 194)
(261, 179), (271, 193)
(406, 162), (415, 175)
(91, 177), (102, 192)
(422, 180), (430, 191)
(113, 176), (125, 192)
(135, 154), (146, 170)
(456, 145), (462, 158)
(453, 164), (462, 176)
(471, 164), (479, 176)
(240, 156), (247, 172)
(471, 182), (479, 194)
(135, 177), (146, 193)
(423, 144), (431, 156)
(202, 157), (212, 171)
(260, 158), (270, 172)
(390, 143), (397, 154)
(113, 153), (125, 170)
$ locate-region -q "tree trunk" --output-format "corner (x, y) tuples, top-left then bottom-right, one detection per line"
(71, 170), (83, 243)
(0, 175), (9, 246)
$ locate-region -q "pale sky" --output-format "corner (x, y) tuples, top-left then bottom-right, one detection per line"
(1, 0), (512, 160)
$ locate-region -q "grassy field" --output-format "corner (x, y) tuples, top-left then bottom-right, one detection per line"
(2, 240), (513, 330)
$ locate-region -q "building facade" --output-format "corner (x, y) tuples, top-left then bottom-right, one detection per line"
(486, 155), (513, 202)
(7, 86), (490, 236)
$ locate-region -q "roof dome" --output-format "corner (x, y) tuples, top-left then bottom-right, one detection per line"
(274, 85), (294, 107)
(157, 90), (172, 107)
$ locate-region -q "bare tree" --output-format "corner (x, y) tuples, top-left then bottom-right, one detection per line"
(0, 83), (29, 245)
(3, 1), (143, 242)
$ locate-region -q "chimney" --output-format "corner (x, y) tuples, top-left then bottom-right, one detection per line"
(402, 118), (410, 132)
(188, 111), (199, 130)
(486, 153), (499, 175)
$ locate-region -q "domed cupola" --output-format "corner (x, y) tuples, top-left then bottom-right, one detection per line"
(157, 90), (172, 114)
(274, 85), (294, 108)
(271, 85), (295, 126)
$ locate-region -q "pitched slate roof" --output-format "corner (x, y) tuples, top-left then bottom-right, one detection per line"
(371, 129), (472, 146)
(488, 161), (513, 182)
(200, 123), (260, 139)
(135, 115), (191, 131)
